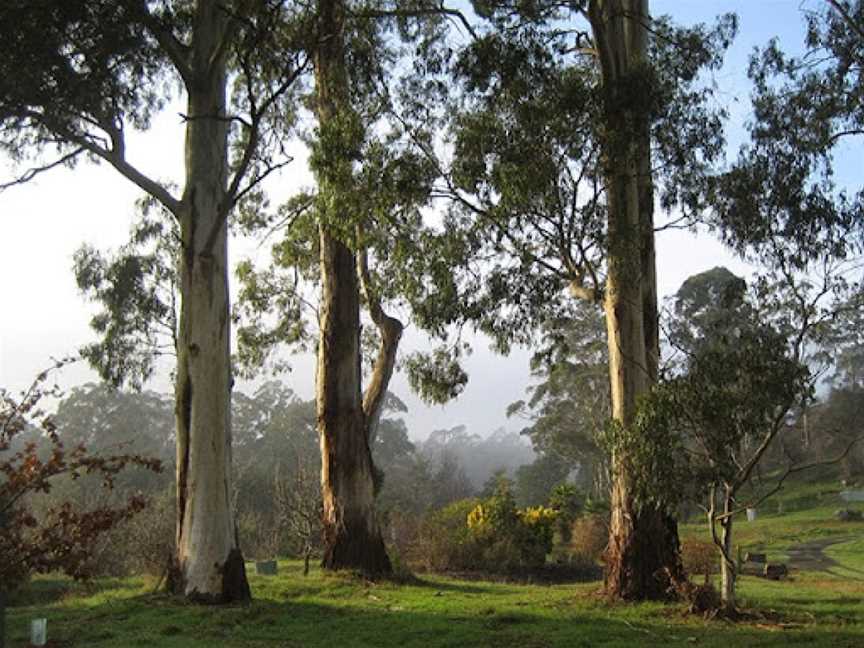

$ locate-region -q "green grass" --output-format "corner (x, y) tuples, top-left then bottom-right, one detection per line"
(679, 476), (864, 562)
(6, 477), (864, 647)
(6, 557), (864, 648)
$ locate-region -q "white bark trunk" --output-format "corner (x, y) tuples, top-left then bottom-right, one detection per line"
(719, 494), (736, 608)
(358, 246), (404, 443)
(590, 0), (683, 599)
(171, 0), (249, 602)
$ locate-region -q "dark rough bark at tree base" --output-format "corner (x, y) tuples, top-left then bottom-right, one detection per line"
(166, 549), (251, 604)
(322, 518), (392, 577)
(0, 588), (5, 648)
(605, 507), (685, 600)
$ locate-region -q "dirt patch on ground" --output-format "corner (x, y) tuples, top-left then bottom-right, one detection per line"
(786, 536), (856, 572)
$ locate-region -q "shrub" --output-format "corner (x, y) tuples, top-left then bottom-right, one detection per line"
(515, 506), (558, 566)
(0, 362), (161, 589)
(681, 540), (719, 583)
(76, 487), (175, 579)
(568, 514), (608, 563)
(548, 483), (583, 542)
(414, 498), (482, 571)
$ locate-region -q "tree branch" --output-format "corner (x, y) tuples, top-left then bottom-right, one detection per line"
(0, 148), (85, 191)
(356, 232), (404, 442)
(136, 2), (193, 85)
(20, 109), (181, 215)
(827, 0), (864, 43)
(350, 4), (478, 40)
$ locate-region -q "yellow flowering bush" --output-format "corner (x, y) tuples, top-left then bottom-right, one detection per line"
(465, 487), (557, 569)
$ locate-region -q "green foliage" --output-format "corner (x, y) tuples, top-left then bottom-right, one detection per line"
(404, 346), (469, 405)
(514, 454), (572, 508)
(413, 499), (482, 571)
(547, 482), (583, 542)
(0, 1), (165, 167)
(73, 200), (179, 391)
(420, 5), (737, 357)
(509, 305), (608, 495)
(662, 268), (814, 502)
(409, 470), (560, 574)
(598, 390), (689, 513)
(708, 2), (864, 266)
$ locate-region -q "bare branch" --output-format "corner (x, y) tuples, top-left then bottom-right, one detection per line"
(350, 4), (478, 40)
(715, 434), (864, 522)
(0, 148), (85, 191)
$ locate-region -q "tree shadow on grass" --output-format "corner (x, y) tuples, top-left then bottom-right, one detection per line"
(7, 576), (144, 608)
(7, 581), (864, 648)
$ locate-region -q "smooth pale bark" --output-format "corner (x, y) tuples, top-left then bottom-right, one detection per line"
(314, 0), (391, 575)
(358, 246), (404, 443)
(588, 0), (684, 600)
(169, 0), (250, 603)
(719, 496), (736, 608)
(708, 484), (737, 610)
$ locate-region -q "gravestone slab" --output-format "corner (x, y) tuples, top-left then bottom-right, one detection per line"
(840, 490), (864, 503)
(255, 560), (278, 576)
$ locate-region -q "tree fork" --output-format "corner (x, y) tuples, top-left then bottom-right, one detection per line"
(313, 0), (391, 577)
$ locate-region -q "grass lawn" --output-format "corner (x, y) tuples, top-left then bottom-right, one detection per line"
(5, 556), (864, 648)
(7, 479), (863, 647)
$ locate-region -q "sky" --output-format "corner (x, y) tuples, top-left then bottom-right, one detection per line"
(0, 1), (825, 440)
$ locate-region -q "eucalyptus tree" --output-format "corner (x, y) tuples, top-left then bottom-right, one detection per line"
(234, 0), (471, 574)
(0, 1), (307, 602)
(703, 0), (864, 517)
(421, 1), (734, 598)
(658, 266), (852, 611)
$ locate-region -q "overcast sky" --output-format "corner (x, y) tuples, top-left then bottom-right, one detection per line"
(0, 1), (832, 440)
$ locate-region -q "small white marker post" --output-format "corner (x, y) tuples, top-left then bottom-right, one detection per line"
(30, 618), (47, 646)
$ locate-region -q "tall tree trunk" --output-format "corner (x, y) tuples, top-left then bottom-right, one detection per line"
(719, 501), (736, 609)
(588, 0), (683, 600)
(314, 0), (391, 576)
(169, 0), (250, 603)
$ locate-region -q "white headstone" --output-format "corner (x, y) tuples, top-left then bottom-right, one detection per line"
(30, 618), (47, 646)
(746, 508), (757, 522)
